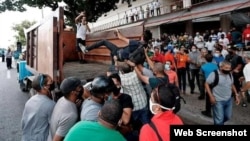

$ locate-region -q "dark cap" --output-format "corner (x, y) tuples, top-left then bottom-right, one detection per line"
(60, 77), (83, 94)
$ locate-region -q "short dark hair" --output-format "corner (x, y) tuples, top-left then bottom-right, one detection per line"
(205, 54), (213, 62)
(153, 85), (176, 111)
(90, 76), (115, 97)
(99, 99), (123, 126)
(119, 62), (132, 73)
(32, 74), (50, 91)
(60, 77), (82, 98)
(108, 73), (121, 83)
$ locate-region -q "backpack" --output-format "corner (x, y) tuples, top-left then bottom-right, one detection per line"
(209, 70), (232, 89)
(157, 78), (186, 113)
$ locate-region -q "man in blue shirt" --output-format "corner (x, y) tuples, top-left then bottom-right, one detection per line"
(200, 54), (218, 117)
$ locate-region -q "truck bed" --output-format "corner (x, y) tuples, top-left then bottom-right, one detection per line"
(63, 61), (110, 81)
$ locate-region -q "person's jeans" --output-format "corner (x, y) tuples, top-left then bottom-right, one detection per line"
(177, 68), (186, 92)
(132, 107), (150, 125)
(87, 39), (119, 65)
(205, 92), (211, 112)
(189, 69), (200, 93)
(212, 97), (233, 125)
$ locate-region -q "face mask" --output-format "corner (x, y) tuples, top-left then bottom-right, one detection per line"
(48, 82), (55, 91)
(222, 70), (231, 74)
(77, 88), (84, 100)
(149, 98), (158, 115)
(214, 53), (220, 57)
(192, 49), (196, 52)
(164, 64), (171, 71)
(113, 87), (121, 96)
(149, 98), (174, 115)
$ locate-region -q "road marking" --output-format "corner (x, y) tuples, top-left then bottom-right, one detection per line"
(7, 70), (11, 79)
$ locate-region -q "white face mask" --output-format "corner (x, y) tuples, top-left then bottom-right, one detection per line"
(214, 53), (220, 57)
(149, 98), (175, 115)
(164, 64), (171, 71)
(192, 49), (196, 52)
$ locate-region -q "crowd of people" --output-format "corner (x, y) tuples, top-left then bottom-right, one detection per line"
(21, 23), (250, 141)
(123, 0), (161, 24)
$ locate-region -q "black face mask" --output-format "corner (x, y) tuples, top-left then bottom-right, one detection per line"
(77, 89), (84, 100)
(222, 70), (231, 74)
(48, 82), (55, 91)
(113, 87), (121, 96)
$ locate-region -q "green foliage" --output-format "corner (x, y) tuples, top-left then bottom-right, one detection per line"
(0, 0), (127, 26)
(11, 20), (36, 46)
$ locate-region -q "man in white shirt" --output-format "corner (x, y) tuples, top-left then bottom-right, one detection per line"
(241, 52), (250, 107)
(154, 0), (161, 16)
(75, 12), (91, 64)
(133, 7), (139, 21)
(194, 32), (204, 50)
(149, 2), (154, 17)
(218, 34), (229, 48)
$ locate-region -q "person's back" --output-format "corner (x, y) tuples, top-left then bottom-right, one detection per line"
(80, 97), (102, 121)
(119, 64), (147, 111)
(48, 97), (78, 141)
(64, 100), (126, 141)
(64, 121), (125, 141)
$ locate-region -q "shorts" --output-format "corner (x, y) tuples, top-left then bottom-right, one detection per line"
(76, 38), (86, 52)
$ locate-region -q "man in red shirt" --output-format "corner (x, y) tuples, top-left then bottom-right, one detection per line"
(151, 47), (165, 63)
(242, 24), (250, 48)
(164, 46), (177, 71)
(139, 85), (183, 141)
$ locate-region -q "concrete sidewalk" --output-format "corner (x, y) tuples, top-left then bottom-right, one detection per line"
(177, 87), (250, 125)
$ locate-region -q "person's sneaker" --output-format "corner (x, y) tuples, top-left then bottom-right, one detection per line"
(79, 43), (88, 54)
(79, 60), (84, 64)
(201, 111), (212, 118)
(242, 102), (247, 107)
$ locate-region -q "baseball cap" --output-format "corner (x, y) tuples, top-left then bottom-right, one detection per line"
(60, 77), (84, 94)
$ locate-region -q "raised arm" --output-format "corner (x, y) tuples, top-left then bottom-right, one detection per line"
(75, 12), (84, 23)
(144, 48), (154, 70)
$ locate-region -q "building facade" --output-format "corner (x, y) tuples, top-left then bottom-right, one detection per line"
(89, 0), (250, 40)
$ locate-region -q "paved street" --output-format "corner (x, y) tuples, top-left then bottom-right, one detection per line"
(0, 61), (29, 141)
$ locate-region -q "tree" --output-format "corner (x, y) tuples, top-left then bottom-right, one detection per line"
(11, 20), (36, 46)
(0, 0), (135, 26)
